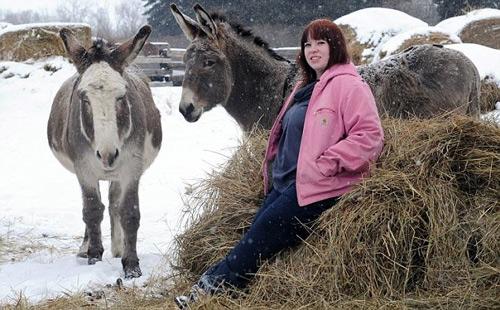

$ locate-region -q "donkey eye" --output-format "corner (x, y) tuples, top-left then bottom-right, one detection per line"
(116, 97), (127, 108)
(203, 59), (215, 67)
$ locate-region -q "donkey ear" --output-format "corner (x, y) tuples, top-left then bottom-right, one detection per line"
(59, 28), (87, 72)
(193, 3), (217, 39)
(170, 3), (202, 41)
(111, 25), (151, 68)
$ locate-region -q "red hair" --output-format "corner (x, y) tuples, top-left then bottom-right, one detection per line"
(296, 19), (350, 84)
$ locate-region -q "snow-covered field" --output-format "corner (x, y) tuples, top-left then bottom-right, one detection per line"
(0, 57), (242, 304)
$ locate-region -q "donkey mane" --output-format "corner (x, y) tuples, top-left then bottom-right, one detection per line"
(75, 38), (124, 72)
(209, 12), (289, 63)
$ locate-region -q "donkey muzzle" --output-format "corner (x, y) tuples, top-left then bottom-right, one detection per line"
(96, 149), (120, 169)
(179, 102), (201, 122)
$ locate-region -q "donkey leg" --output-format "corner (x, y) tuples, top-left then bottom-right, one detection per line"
(120, 181), (142, 278)
(77, 227), (89, 258)
(109, 181), (123, 258)
(81, 183), (105, 265)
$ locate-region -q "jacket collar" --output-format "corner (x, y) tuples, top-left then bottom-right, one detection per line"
(315, 62), (358, 91)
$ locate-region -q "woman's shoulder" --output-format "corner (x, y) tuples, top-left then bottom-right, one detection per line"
(323, 71), (365, 92)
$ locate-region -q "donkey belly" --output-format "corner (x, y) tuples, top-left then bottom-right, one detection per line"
(142, 132), (161, 171)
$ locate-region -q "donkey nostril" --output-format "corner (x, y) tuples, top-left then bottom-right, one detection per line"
(179, 103), (195, 117)
(114, 149), (119, 159)
(96, 150), (101, 159)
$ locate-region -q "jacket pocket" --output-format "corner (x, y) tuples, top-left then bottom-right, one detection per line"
(313, 107), (336, 129)
(315, 155), (338, 177)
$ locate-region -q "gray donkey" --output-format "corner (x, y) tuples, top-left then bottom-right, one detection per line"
(171, 4), (480, 131)
(47, 25), (162, 278)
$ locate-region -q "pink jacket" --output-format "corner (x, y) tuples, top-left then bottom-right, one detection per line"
(262, 62), (384, 206)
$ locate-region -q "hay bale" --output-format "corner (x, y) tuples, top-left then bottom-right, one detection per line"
(0, 23), (91, 62)
(373, 26), (461, 62)
(481, 76), (500, 113)
(174, 116), (500, 308)
(436, 8), (500, 49)
(174, 128), (267, 276)
(336, 24), (366, 66)
(335, 8), (428, 65)
(459, 17), (500, 49)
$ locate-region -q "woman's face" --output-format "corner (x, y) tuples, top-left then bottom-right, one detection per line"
(304, 36), (330, 78)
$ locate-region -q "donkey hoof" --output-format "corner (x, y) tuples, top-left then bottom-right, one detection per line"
(124, 266), (142, 279)
(88, 257), (102, 265)
(77, 251), (88, 258)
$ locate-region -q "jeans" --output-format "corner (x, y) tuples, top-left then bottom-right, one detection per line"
(199, 183), (339, 291)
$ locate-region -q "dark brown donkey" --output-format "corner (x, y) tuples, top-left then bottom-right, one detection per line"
(47, 25), (162, 278)
(171, 4), (480, 131)
(171, 3), (296, 132)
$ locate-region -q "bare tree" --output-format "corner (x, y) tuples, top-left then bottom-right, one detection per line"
(0, 9), (52, 24)
(54, 0), (116, 40)
(115, 0), (147, 40)
(55, 0), (92, 23)
(92, 7), (114, 39)
(382, 0), (440, 24)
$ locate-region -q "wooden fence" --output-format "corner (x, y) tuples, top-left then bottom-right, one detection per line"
(133, 47), (299, 87)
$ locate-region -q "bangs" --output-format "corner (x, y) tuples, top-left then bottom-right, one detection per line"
(297, 18), (350, 84)
(305, 20), (333, 42)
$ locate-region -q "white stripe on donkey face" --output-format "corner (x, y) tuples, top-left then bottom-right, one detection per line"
(78, 62), (131, 170)
(47, 24), (162, 279)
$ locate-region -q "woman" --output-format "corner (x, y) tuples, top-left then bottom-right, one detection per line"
(176, 18), (384, 308)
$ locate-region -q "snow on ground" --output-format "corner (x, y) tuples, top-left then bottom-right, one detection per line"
(0, 22), (11, 30)
(436, 8), (500, 35)
(0, 57), (242, 304)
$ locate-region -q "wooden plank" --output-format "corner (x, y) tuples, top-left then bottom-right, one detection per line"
(134, 62), (169, 69)
(141, 47), (299, 62)
(140, 68), (170, 75)
(273, 47), (300, 60)
(136, 46), (299, 86)
(133, 55), (171, 64)
(164, 61), (185, 70)
(169, 48), (186, 61)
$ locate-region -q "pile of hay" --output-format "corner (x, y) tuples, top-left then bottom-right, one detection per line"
(455, 16), (500, 50)
(336, 24), (367, 66)
(481, 76), (500, 113)
(173, 116), (499, 308)
(436, 8), (500, 50)
(334, 8), (428, 65)
(174, 128), (267, 277)
(0, 23), (91, 62)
